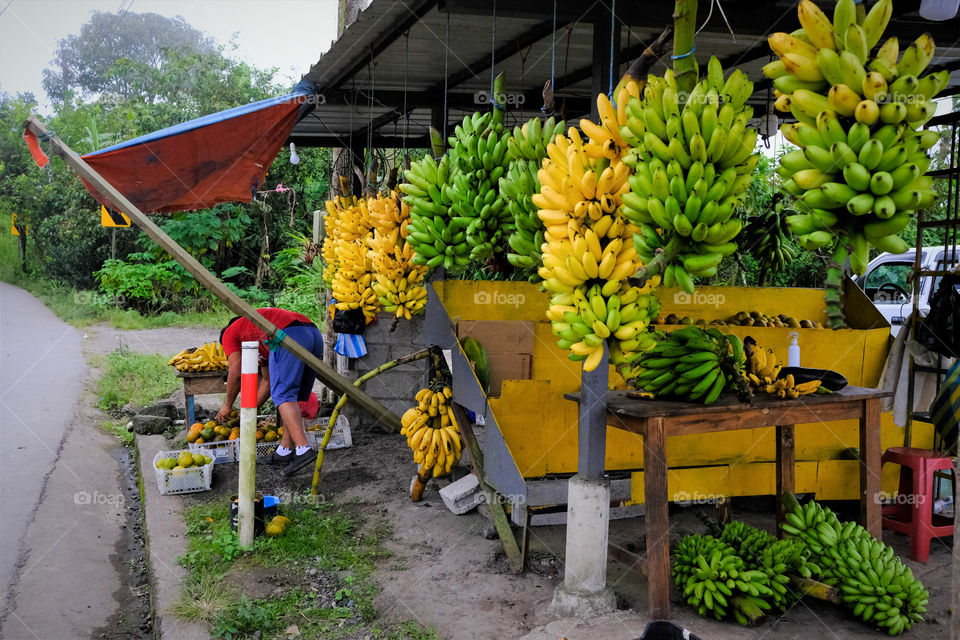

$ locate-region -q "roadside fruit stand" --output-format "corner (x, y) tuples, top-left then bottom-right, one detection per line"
(24, 0), (957, 633)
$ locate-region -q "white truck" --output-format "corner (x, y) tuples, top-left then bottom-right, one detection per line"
(854, 247), (960, 336)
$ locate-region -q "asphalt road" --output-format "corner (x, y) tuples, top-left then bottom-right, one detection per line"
(0, 283), (128, 638)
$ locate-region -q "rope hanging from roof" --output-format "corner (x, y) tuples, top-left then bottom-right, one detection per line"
(608, 0), (616, 97)
(489, 0), (498, 107)
(442, 11), (450, 145)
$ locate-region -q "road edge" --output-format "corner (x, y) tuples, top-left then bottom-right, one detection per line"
(135, 434), (210, 640)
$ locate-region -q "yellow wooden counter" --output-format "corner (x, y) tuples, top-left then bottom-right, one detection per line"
(433, 280), (930, 503)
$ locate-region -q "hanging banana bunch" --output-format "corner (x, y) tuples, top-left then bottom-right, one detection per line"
(322, 196), (381, 320)
(500, 115), (566, 280)
(620, 57), (760, 294)
(537, 81), (661, 373)
(739, 194), (798, 274)
(366, 192), (428, 319)
(766, 0), (946, 327)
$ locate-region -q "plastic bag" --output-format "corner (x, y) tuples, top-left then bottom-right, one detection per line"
(332, 307), (366, 335)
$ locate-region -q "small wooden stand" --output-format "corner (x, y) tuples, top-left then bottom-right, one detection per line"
(176, 370), (227, 425)
(566, 385), (890, 619)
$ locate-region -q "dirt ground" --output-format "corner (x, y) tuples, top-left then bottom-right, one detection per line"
(85, 320), (953, 640)
(174, 419), (954, 640)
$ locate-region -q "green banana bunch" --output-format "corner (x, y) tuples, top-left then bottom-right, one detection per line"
(548, 280), (661, 371)
(673, 534), (776, 625)
(766, 0), (947, 328)
(781, 496), (929, 635)
(500, 116), (566, 280)
(622, 57), (759, 294)
(624, 325), (748, 404)
(400, 153), (473, 272)
(445, 106), (514, 263)
(738, 194), (797, 273)
(720, 521), (819, 612)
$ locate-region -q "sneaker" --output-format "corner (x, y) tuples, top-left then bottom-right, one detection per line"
(282, 448), (318, 477)
(264, 449), (293, 465)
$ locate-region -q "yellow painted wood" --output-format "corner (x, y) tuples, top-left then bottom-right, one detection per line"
(437, 281), (926, 502)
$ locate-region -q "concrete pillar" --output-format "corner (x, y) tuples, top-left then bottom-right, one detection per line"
(549, 474), (617, 617)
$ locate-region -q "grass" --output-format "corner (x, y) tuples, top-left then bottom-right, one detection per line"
(97, 346), (179, 412)
(173, 500), (435, 640)
(100, 420), (135, 446)
(0, 234), (231, 329)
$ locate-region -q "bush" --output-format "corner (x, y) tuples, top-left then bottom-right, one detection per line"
(35, 211), (136, 289)
(96, 258), (206, 312)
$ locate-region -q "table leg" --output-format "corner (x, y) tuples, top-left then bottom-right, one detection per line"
(186, 394), (195, 427)
(643, 417), (670, 619)
(860, 398), (882, 539)
(776, 424), (795, 538)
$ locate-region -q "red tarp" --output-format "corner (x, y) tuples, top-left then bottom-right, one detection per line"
(79, 82), (314, 214)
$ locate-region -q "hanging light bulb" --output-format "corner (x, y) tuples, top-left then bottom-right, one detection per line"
(289, 142), (300, 165)
(920, 0), (959, 20)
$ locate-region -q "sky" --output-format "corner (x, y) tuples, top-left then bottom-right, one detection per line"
(0, 0), (341, 113)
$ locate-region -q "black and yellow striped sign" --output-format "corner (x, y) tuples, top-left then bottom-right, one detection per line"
(100, 205), (130, 227)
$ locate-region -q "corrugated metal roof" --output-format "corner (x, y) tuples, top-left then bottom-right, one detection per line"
(290, 0), (960, 148)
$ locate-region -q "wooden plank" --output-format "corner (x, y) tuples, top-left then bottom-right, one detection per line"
(861, 398), (882, 538)
(183, 376), (227, 396)
(24, 115), (401, 433)
(643, 416), (670, 619)
(776, 424), (795, 538)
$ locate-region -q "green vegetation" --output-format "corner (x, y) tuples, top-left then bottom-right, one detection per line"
(97, 346), (179, 412)
(173, 500), (435, 639)
(100, 420), (134, 446)
(1, 10), (330, 328)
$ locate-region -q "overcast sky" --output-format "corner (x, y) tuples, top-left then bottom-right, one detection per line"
(0, 0), (341, 112)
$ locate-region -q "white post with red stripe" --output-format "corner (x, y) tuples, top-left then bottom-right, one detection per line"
(237, 341), (259, 546)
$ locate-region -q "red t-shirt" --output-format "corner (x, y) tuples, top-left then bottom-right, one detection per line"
(221, 308), (314, 359)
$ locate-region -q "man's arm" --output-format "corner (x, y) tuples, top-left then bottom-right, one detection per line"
(215, 351), (241, 423)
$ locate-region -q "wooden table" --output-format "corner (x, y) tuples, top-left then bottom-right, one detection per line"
(176, 370), (227, 425)
(566, 385), (890, 619)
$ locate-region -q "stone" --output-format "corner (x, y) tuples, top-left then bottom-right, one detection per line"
(131, 414), (172, 435)
(140, 401), (180, 420)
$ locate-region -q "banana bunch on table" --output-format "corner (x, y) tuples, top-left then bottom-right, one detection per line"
(743, 341), (820, 398)
(169, 342), (228, 372)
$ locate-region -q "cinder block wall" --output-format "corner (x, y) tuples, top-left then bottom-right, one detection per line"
(343, 314), (428, 431)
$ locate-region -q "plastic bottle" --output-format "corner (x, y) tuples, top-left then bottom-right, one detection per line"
(788, 332), (800, 368)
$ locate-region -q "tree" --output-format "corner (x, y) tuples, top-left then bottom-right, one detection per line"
(42, 11), (214, 105)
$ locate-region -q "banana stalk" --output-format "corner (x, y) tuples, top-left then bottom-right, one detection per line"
(672, 0), (699, 95)
(612, 26), (673, 100)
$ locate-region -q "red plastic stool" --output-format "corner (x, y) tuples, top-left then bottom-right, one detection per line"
(880, 446), (956, 562)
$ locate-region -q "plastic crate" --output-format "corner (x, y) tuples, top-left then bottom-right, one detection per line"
(306, 414), (352, 450)
(153, 450), (214, 495)
(256, 440), (280, 459)
(189, 439), (238, 464)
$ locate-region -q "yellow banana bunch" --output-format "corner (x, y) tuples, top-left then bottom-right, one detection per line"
(366, 192), (428, 320)
(535, 114), (661, 372)
(321, 196), (371, 286)
(169, 342), (228, 372)
(743, 341), (821, 398)
(401, 386), (462, 479)
(579, 79), (643, 162)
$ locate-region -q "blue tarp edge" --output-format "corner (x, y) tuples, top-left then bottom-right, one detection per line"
(85, 79), (317, 157)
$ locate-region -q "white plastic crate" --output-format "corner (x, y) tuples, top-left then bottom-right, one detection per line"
(306, 414), (352, 450)
(189, 439), (238, 464)
(153, 450), (214, 495)
(256, 440), (281, 458)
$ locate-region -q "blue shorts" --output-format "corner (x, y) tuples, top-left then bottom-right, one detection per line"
(268, 325), (324, 405)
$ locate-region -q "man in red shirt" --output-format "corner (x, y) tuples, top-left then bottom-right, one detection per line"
(217, 308), (324, 476)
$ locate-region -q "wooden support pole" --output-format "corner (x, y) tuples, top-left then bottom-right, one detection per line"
(451, 401), (523, 574)
(24, 115), (402, 433)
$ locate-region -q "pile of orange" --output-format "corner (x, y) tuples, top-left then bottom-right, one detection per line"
(186, 420), (239, 444)
(255, 421), (282, 443)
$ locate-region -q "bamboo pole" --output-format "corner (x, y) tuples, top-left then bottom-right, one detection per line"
(23, 115), (402, 433)
(311, 347), (435, 496)
(672, 0), (699, 96)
